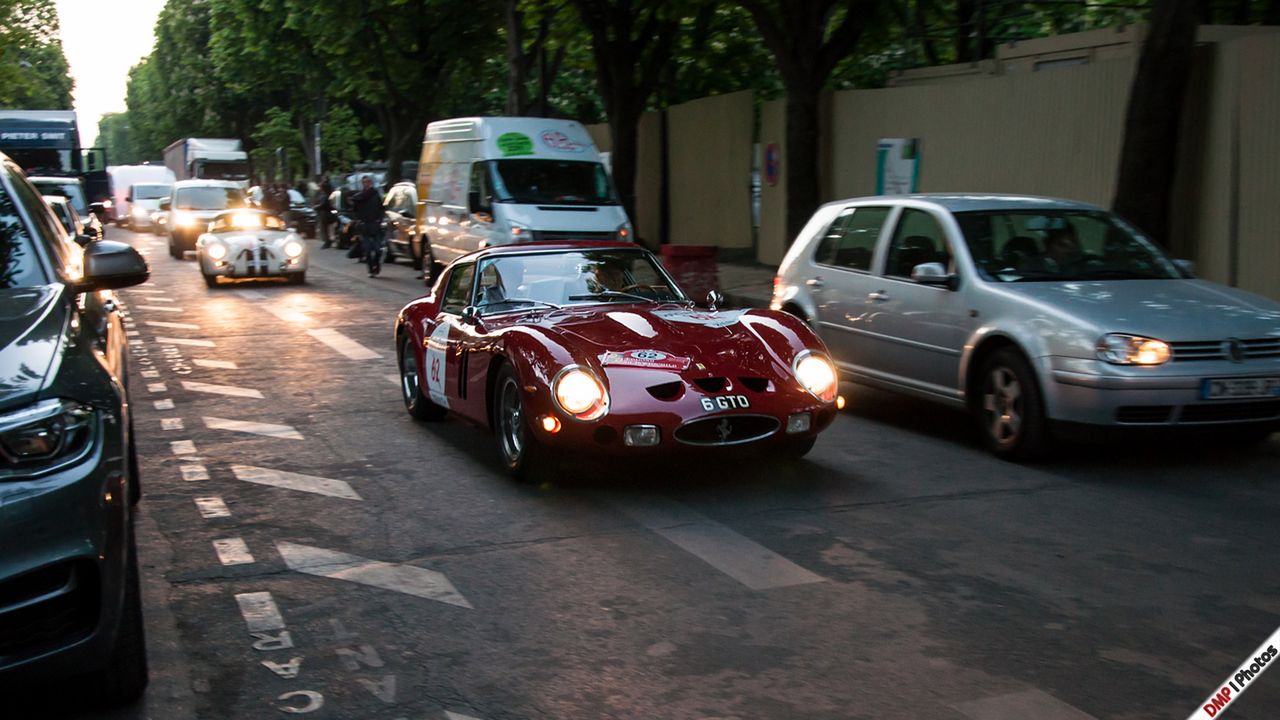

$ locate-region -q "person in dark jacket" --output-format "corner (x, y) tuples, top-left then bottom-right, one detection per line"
(317, 179), (335, 248)
(350, 175), (385, 276)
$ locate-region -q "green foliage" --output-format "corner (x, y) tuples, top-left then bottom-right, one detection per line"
(94, 112), (147, 164)
(0, 0), (74, 109)
(321, 105), (363, 174)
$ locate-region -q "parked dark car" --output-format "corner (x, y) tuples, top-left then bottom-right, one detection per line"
(0, 153), (150, 705)
(28, 175), (104, 242)
(383, 180), (425, 270)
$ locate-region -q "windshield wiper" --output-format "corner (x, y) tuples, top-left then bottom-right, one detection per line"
(567, 290), (659, 304)
(482, 297), (562, 310)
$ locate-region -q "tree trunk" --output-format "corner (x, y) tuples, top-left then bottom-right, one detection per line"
(609, 99), (641, 226)
(784, 84), (822, 243)
(1111, 0), (1197, 247)
(505, 0), (530, 115)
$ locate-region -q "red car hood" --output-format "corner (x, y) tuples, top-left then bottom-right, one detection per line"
(535, 305), (809, 380)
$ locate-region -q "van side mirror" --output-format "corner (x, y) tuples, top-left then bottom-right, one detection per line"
(76, 240), (150, 292)
(468, 191), (491, 216)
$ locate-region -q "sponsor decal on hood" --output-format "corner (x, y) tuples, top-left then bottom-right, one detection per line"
(600, 349), (691, 371)
(651, 308), (745, 329)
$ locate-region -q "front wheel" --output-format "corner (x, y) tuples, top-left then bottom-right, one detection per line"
(399, 334), (445, 420)
(493, 363), (553, 481)
(777, 436), (816, 459)
(975, 347), (1050, 460)
(84, 524), (149, 706)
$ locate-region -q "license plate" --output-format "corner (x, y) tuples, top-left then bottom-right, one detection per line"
(700, 395), (750, 411)
(1201, 377), (1280, 400)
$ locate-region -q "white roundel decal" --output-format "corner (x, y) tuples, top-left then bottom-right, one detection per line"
(631, 350), (666, 361)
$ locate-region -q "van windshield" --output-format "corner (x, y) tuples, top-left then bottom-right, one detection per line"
(133, 184), (171, 200)
(174, 187), (247, 211)
(489, 160), (618, 206)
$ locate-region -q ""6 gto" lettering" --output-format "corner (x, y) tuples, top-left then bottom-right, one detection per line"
(700, 395), (750, 411)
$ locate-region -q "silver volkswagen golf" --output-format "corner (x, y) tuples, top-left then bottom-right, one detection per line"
(773, 194), (1280, 459)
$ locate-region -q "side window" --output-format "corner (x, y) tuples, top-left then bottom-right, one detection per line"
(0, 180), (49, 288)
(469, 162), (490, 205)
(8, 169), (75, 279)
(440, 263), (476, 314)
(813, 206), (890, 272)
(885, 208), (952, 279)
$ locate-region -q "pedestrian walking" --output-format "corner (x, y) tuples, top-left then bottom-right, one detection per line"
(317, 179), (335, 248)
(351, 175), (385, 276)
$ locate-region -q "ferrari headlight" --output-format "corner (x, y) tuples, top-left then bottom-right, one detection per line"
(793, 350), (838, 402)
(0, 399), (96, 472)
(284, 239), (304, 258)
(206, 240), (228, 261)
(1096, 334), (1171, 365)
(173, 211), (197, 228)
(552, 366), (609, 420)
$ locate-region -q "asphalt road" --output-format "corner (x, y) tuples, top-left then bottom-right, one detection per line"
(23, 226), (1280, 719)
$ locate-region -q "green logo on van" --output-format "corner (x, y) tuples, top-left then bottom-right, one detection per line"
(496, 132), (534, 157)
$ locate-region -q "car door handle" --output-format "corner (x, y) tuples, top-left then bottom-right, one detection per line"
(867, 290), (890, 303)
(805, 277), (824, 289)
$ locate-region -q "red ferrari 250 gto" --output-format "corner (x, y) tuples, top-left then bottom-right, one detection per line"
(394, 242), (839, 478)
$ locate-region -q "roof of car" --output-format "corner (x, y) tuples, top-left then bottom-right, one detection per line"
(829, 193), (1103, 213)
(173, 179), (244, 189)
(27, 175), (82, 184)
(460, 241), (648, 262)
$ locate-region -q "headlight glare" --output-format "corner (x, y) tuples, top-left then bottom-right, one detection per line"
(1096, 334), (1171, 365)
(284, 239), (304, 258)
(793, 350), (838, 401)
(552, 366), (609, 420)
(206, 241), (228, 261)
(173, 212), (197, 228)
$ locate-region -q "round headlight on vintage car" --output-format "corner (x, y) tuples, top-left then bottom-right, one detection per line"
(1096, 333), (1170, 365)
(793, 350), (838, 402)
(206, 240), (228, 261)
(552, 366), (609, 420)
(284, 238), (304, 258)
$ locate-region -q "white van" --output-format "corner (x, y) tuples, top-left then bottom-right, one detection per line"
(108, 164), (176, 226)
(417, 117), (633, 265)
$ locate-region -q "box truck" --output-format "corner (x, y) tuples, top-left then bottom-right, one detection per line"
(163, 137), (250, 183)
(417, 117), (633, 266)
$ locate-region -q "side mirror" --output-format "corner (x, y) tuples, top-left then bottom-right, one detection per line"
(77, 240), (150, 292)
(1173, 258), (1196, 277)
(911, 262), (955, 288)
(460, 305), (479, 325)
(73, 233), (94, 248)
(467, 191), (491, 216)
(706, 289), (725, 310)
(399, 209), (414, 219)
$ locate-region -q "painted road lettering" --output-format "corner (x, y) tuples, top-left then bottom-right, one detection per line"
(277, 690), (323, 714)
(262, 657), (304, 679)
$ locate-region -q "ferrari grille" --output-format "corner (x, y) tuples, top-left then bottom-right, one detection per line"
(674, 414), (779, 446)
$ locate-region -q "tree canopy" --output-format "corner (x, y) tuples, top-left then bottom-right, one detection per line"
(0, 0), (73, 109)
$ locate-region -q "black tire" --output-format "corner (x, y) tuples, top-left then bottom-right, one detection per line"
(85, 524), (149, 706)
(168, 240), (180, 259)
(288, 272), (306, 285)
(202, 272), (218, 288)
(975, 347), (1050, 460)
(127, 413), (141, 506)
(384, 245), (395, 264)
(493, 363), (553, 481)
(399, 334), (446, 420)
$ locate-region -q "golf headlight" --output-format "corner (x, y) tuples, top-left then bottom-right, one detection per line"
(1096, 334), (1170, 365)
(206, 240), (228, 261)
(284, 238), (304, 258)
(793, 350), (838, 402)
(552, 366), (609, 420)
(173, 211), (197, 228)
(0, 399), (96, 471)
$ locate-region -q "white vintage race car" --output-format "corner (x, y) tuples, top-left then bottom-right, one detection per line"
(195, 209), (308, 287)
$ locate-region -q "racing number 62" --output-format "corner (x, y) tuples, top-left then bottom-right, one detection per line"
(701, 395), (750, 411)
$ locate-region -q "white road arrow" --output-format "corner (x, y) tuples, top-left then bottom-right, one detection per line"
(232, 464), (362, 501)
(275, 541), (472, 609)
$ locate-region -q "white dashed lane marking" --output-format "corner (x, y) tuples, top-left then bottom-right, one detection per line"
(275, 541), (472, 609)
(444, 713), (486, 720)
(193, 358), (237, 369)
(128, 289), (167, 295)
(385, 374), (400, 386)
(235, 592), (285, 633)
(154, 399), (175, 410)
(137, 305), (184, 313)
(231, 465), (363, 500)
(953, 689), (1099, 720)
(182, 380), (265, 399)
(146, 320), (200, 330)
(170, 440), (197, 455)
(140, 369), (159, 377)
(306, 328), (382, 360)
(161, 418), (184, 431)
(262, 305), (311, 324)
(606, 496), (827, 591)
(194, 496), (231, 518)
(213, 538), (255, 566)
(139, 296), (174, 302)
(203, 416), (304, 440)
(179, 464), (209, 481)
(233, 289), (266, 299)
(147, 383), (167, 393)
(155, 336), (216, 347)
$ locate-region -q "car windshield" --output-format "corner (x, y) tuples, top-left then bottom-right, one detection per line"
(489, 160), (618, 206)
(174, 187), (247, 211)
(474, 249), (684, 314)
(0, 185), (49, 288)
(133, 183), (170, 200)
(954, 210), (1182, 282)
(30, 179), (86, 215)
(208, 211), (286, 232)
